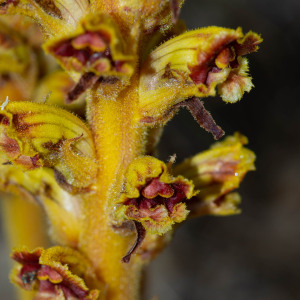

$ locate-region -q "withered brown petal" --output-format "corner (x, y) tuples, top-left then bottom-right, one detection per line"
(179, 97), (225, 140)
(122, 221), (146, 263)
(66, 72), (98, 103)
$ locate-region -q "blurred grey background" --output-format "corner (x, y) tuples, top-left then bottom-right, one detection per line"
(1, 0), (300, 299)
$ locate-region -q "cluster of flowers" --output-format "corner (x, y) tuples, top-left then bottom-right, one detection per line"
(0, 0), (261, 299)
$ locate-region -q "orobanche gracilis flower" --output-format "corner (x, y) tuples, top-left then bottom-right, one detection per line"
(0, 1), (261, 299)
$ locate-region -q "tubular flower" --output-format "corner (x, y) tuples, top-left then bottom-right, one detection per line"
(11, 246), (101, 299)
(0, 100), (97, 246)
(44, 13), (135, 89)
(139, 27), (262, 128)
(174, 133), (255, 217)
(115, 156), (196, 263)
(0, 101), (97, 191)
(116, 156), (197, 235)
(0, 0), (262, 299)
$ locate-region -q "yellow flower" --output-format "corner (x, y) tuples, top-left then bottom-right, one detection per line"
(139, 28), (262, 127)
(11, 246), (102, 299)
(116, 156), (196, 236)
(0, 1), (261, 299)
(174, 133), (255, 217)
(0, 101), (96, 190)
(44, 13), (135, 84)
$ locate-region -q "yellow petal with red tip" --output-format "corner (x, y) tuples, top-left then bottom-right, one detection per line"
(0, 101), (96, 191)
(139, 27), (262, 124)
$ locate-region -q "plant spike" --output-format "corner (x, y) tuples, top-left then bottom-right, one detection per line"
(0, 1), (261, 299)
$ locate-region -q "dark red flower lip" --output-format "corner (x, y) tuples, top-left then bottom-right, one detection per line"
(120, 170), (195, 263)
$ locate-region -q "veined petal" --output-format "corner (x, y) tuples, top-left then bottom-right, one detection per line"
(139, 27), (262, 126)
(174, 133), (255, 217)
(11, 246), (102, 299)
(0, 101), (97, 191)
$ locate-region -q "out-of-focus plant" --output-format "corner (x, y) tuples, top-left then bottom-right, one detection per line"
(0, 1), (261, 299)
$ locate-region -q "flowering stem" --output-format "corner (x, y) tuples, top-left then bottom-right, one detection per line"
(80, 80), (146, 300)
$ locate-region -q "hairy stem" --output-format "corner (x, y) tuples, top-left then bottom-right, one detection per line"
(81, 79), (147, 300)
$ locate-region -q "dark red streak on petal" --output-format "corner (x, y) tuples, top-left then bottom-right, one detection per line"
(189, 65), (209, 85)
(234, 35), (262, 57)
(0, 134), (20, 157)
(30, 154), (40, 168)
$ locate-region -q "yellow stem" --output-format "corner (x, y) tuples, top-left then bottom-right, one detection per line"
(1, 194), (50, 300)
(1, 194), (49, 250)
(81, 80), (147, 300)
